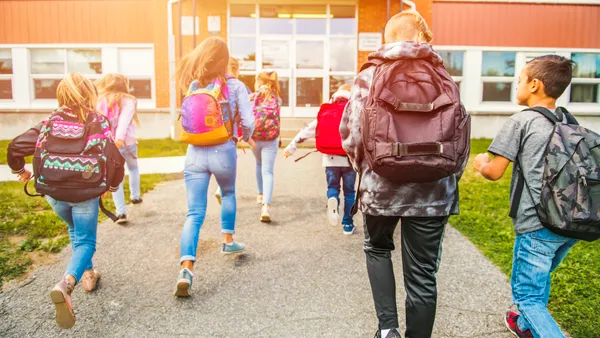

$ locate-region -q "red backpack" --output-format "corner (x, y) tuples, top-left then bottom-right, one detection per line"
(316, 101), (347, 156)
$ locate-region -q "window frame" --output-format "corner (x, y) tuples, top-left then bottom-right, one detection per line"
(0, 44), (156, 110)
(569, 53), (600, 104)
(228, 3), (358, 117)
(29, 48), (103, 103)
(480, 51), (517, 103)
(0, 48), (14, 101)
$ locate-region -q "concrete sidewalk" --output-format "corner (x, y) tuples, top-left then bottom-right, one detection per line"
(0, 149), (514, 337)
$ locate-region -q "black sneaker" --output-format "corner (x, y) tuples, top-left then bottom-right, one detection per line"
(115, 214), (128, 225)
(131, 199), (143, 205)
(374, 329), (401, 338)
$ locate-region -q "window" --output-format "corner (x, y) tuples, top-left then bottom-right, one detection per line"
(118, 48), (154, 100)
(570, 53), (600, 103)
(297, 41), (323, 69)
(439, 51), (464, 89)
(329, 75), (354, 99)
(262, 40), (290, 69)
(0, 49), (13, 100)
(30, 49), (102, 99)
(481, 52), (515, 102)
(230, 4), (257, 95)
(330, 38), (356, 72)
(296, 77), (323, 107)
(331, 6), (356, 35)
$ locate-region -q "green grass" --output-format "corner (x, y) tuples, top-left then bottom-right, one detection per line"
(0, 173), (182, 287)
(451, 139), (600, 338)
(0, 139), (188, 165)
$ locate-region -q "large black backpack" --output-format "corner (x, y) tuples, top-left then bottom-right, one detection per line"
(510, 107), (600, 241)
(26, 108), (124, 221)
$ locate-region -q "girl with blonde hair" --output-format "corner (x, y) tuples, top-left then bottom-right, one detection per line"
(174, 37), (255, 297)
(250, 71), (281, 222)
(7, 72), (125, 329)
(95, 74), (142, 224)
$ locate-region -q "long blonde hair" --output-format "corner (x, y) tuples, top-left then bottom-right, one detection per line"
(255, 71), (280, 100)
(176, 37), (229, 95)
(95, 73), (140, 126)
(56, 72), (98, 123)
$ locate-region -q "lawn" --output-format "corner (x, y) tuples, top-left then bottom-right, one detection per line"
(0, 139), (188, 165)
(451, 139), (600, 338)
(0, 173), (182, 288)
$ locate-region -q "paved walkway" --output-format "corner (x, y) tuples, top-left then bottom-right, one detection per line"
(0, 150), (514, 337)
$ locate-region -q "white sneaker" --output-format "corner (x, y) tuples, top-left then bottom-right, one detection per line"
(327, 197), (339, 226)
(260, 205), (272, 222)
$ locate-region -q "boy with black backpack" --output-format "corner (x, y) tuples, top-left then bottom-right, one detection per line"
(474, 55), (600, 338)
(7, 73), (125, 329)
(283, 84), (356, 235)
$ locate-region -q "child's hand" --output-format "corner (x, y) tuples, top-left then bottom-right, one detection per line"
(247, 139), (257, 150)
(17, 169), (32, 182)
(115, 139), (125, 148)
(283, 151), (292, 159)
(473, 153), (491, 172)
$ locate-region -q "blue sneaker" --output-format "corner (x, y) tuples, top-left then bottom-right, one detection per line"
(221, 241), (246, 255)
(343, 224), (355, 235)
(174, 268), (193, 297)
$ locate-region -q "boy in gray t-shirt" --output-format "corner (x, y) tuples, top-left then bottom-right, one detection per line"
(473, 55), (578, 338)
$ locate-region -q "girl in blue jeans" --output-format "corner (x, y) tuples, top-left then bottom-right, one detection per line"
(96, 74), (142, 224)
(174, 37), (254, 297)
(250, 71), (282, 222)
(7, 73), (125, 329)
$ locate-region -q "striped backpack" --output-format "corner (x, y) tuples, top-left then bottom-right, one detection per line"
(29, 108), (124, 210)
(179, 78), (233, 146)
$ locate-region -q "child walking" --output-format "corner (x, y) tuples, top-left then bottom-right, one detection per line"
(174, 37), (255, 297)
(474, 55), (582, 338)
(284, 84), (356, 235)
(95, 74), (142, 224)
(215, 57), (255, 205)
(7, 72), (125, 329)
(250, 71), (281, 222)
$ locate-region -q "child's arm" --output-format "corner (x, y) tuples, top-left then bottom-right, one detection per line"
(473, 153), (512, 181)
(284, 119), (317, 158)
(115, 98), (136, 147)
(237, 85), (255, 142)
(7, 123), (42, 181)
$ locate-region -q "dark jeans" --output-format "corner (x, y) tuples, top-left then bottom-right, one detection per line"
(364, 214), (448, 338)
(325, 167), (356, 225)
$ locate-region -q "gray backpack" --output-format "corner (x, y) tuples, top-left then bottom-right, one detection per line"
(510, 107), (600, 241)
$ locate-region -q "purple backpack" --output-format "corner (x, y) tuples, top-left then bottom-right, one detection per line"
(359, 54), (471, 184)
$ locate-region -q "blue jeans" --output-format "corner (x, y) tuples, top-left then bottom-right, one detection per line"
(180, 141), (237, 263)
(112, 144), (140, 216)
(252, 138), (278, 205)
(325, 167), (356, 225)
(46, 196), (99, 283)
(511, 228), (578, 338)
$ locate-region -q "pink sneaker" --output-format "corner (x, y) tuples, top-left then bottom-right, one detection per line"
(82, 269), (100, 293)
(49, 278), (76, 329)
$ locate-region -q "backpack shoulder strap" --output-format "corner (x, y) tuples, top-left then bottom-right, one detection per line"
(359, 57), (386, 73)
(525, 107), (561, 123)
(557, 106), (579, 125)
